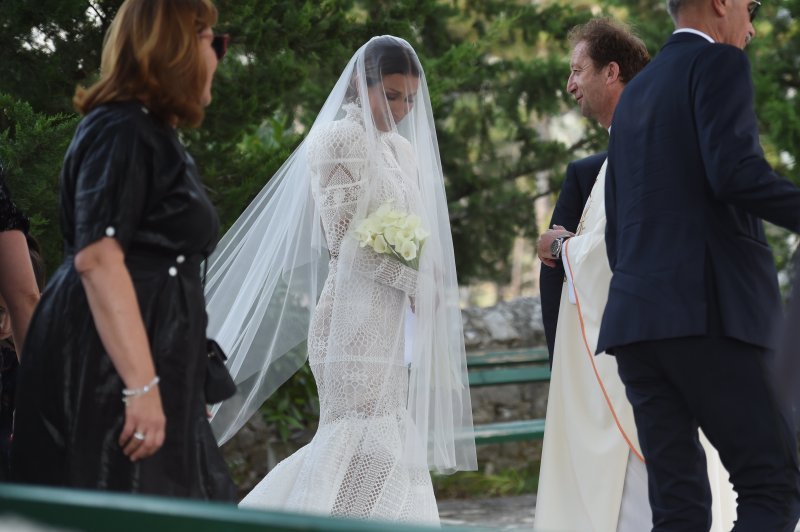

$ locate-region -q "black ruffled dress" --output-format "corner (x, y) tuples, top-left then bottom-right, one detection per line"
(11, 101), (236, 500)
(0, 168), (30, 235)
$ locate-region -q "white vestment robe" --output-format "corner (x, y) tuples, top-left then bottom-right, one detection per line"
(534, 160), (737, 532)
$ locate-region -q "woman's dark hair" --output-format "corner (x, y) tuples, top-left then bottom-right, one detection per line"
(346, 36), (421, 100)
(363, 36), (421, 87)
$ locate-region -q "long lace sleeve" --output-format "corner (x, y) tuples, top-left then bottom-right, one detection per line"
(309, 120), (365, 260)
(310, 120), (418, 295)
(372, 257), (416, 295)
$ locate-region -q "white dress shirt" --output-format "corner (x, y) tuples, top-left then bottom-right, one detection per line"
(673, 27), (715, 43)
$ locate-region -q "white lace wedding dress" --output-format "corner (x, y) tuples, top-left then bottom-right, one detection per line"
(239, 104), (439, 524)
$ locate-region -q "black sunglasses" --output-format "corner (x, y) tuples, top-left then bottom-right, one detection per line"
(748, 1), (761, 22)
(212, 34), (229, 61)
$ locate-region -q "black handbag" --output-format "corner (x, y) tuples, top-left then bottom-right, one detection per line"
(205, 339), (237, 404)
(201, 257), (237, 404)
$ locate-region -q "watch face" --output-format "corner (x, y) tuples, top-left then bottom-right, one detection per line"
(550, 238), (561, 257)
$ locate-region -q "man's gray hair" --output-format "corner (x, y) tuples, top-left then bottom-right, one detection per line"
(666, 0), (691, 21)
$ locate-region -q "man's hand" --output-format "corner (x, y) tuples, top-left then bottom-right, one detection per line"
(537, 225), (574, 268)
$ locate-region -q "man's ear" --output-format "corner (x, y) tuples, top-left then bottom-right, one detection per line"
(711, 0), (728, 18)
(606, 61), (621, 85)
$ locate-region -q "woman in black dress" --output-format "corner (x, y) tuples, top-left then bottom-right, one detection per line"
(11, 0), (235, 500)
(0, 162), (41, 480)
(0, 162), (40, 355)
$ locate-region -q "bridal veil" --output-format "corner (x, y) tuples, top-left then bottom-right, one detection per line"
(206, 35), (477, 474)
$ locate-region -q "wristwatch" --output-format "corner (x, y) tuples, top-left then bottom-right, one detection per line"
(550, 235), (570, 260)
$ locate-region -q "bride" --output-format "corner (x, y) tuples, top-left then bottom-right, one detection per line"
(204, 35), (477, 523)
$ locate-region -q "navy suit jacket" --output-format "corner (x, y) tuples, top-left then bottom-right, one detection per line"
(598, 32), (800, 353)
(540, 152), (606, 363)
(778, 256), (800, 417)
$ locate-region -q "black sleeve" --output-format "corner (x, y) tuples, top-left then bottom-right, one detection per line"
(72, 118), (151, 253)
(540, 161), (584, 363)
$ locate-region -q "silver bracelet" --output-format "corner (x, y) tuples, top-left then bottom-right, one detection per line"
(122, 376), (160, 404)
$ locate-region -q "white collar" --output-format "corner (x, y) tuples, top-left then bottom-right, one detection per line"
(673, 28), (715, 43)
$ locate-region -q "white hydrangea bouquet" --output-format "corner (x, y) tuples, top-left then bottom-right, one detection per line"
(353, 201), (430, 269)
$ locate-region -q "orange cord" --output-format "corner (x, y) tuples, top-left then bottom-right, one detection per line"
(563, 238), (645, 463)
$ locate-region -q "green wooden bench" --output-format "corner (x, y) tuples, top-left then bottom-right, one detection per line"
(467, 347), (550, 445)
(0, 483), (486, 531)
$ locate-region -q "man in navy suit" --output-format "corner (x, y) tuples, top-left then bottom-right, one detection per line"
(599, 0), (800, 529)
(540, 152), (605, 363)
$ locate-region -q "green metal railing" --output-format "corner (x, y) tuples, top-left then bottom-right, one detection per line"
(0, 483), (489, 531)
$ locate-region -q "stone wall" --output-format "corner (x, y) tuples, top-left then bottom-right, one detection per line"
(462, 297), (549, 473)
(461, 296), (546, 351)
(221, 296), (549, 496)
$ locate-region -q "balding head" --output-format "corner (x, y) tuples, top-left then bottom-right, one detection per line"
(668, 0), (687, 21)
(667, 0), (703, 23)
(666, 0), (757, 48)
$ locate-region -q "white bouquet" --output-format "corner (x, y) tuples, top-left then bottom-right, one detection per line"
(353, 201), (430, 269)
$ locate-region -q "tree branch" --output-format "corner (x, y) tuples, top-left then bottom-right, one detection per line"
(87, 1), (107, 25)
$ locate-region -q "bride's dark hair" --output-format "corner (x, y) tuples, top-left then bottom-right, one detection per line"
(346, 36), (421, 102)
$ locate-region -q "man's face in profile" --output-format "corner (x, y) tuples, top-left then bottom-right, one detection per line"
(566, 41), (609, 123)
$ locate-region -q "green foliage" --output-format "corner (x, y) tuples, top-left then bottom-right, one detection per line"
(432, 461), (540, 499)
(1, 0), (604, 283)
(0, 0), (112, 115)
(4, 1), (800, 283)
(420, 2), (599, 280)
(259, 364), (319, 442)
(0, 94), (79, 273)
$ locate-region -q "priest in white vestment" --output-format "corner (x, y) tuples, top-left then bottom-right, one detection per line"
(534, 19), (736, 531)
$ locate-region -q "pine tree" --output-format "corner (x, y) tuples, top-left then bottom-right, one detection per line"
(2, 0), (798, 282)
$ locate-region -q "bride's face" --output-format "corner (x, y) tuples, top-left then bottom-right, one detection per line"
(368, 73), (419, 131)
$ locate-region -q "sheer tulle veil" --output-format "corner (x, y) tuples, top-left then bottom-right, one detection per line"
(206, 35), (477, 473)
